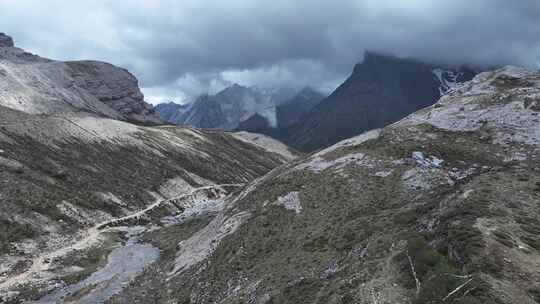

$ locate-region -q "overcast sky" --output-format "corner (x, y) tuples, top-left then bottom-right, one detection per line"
(1, 0), (539, 104)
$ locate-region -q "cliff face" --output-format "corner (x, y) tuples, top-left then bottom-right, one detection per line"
(0, 33), (162, 124)
(64, 61), (160, 124)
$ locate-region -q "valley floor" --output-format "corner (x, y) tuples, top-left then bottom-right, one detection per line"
(0, 184), (242, 303)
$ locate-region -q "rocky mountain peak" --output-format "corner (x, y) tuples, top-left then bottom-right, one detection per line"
(284, 52), (478, 152)
(0, 33), (14, 47)
(0, 35), (162, 124)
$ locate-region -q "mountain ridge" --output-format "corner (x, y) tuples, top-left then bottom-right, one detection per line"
(0, 33), (162, 124)
(284, 51), (478, 152)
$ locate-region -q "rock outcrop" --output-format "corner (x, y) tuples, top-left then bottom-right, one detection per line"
(0, 33), (14, 47)
(0, 33), (162, 124)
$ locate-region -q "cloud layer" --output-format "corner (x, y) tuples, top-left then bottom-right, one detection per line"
(1, 0), (539, 103)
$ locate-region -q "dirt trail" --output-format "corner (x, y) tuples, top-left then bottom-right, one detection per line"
(0, 184), (243, 292)
(97, 184), (243, 229)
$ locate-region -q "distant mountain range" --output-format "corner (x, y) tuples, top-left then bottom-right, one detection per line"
(153, 85), (300, 129)
(154, 52), (478, 152)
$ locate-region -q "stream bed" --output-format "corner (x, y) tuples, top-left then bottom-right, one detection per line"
(34, 228), (159, 304)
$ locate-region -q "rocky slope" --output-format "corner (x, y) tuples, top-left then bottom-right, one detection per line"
(285, 52), (477, 152)
(107, 66), (540, 303)
(0, 102), (291, 302)
(0, 33), (161, 124)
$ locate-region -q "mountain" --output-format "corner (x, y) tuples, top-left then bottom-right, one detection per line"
(236, 86), (326, 137)
(285, 52), (477, 152)
(109, 66), (540, 303)
(236, 112), (272, 131)
(0, 34), (297, 303)
(252, 86), (298, 106)
(276, 87), (326, 128)
(2, 31), (539, 303)
(0, 33), (162, 124)
(180, 84), (278, 129)
(153, 102), (191, 124)
(154, 85), (298, 129)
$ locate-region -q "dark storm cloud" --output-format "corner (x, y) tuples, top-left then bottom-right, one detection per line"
(1, 0), (539, 103)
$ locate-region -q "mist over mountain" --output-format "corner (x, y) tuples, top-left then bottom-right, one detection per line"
(1, 1), (540, 303)
(284, 52), (478, 151)
(154, 85), (298, 129)
(236, 86), (326, 134)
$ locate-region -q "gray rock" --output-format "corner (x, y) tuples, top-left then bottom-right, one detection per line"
(65, 61), (160, 124)
(0, 35), (162, 124)
(0, 33), (14, 47)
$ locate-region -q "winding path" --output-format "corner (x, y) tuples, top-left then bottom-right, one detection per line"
(0, 183), (244, 292)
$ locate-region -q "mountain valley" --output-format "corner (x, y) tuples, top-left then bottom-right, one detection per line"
(0, 31), (539, 304)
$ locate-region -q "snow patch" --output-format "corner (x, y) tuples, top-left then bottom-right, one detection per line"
(432, 68), (462, 95)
